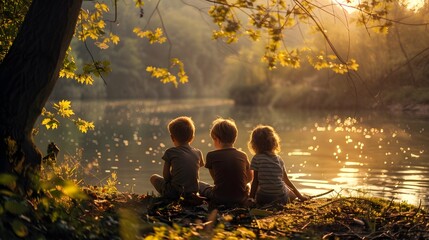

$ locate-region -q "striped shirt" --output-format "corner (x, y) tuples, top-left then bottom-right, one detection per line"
(250, 153), (287, 196)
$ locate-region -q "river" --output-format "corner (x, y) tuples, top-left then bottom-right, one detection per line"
(35, 99), (429, 207)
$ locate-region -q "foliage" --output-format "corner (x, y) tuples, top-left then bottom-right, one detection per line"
(0, 0), (30, 62)
(1, 0), (190, 133)
(59, 48), (112, 86)
(0, 139), (126, 239)
(4, 0), (429, 107)
(134, 27), (167, 44)
(146, 58), (189, 87)
(39, 100), (95, 133)
(206, 0), (368, 72)
(225, 1), (429, 108)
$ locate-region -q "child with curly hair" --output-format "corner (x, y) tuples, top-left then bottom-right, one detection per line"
(248, 125), (308, 205)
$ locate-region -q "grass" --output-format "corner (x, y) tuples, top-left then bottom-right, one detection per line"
(141, 195), (429, 239)
(1, 174), (428, 239)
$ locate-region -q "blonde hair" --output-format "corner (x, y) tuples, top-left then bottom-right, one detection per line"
(210, 117), (237, 144)
(168, 116), (195, 144)
(248, 125), (281, 155)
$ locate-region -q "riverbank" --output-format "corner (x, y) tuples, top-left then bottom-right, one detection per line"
(3, 186), (427, 239)
(388, 103), (429, 115)
(140, 194), (429, 239)
(230, 83), (429, 114)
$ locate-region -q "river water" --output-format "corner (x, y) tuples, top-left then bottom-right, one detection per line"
(35, 99), (429, 207)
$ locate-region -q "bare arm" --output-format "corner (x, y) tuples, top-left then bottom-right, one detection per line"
(199, 151), (204, 168)
(283, 169), (308, 201)
(246, 168), (254, 184)
(163, 161), (172, 182)
(249, 171), (259, 198)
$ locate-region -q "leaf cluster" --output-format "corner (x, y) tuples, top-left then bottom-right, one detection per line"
(207, 0), (402, 72)
(0, 0), (30, 62)
(40, 100), (94, 133)
(134, 27), (167, 44)
(0, 139), (125, 239)
(146, 58), (189, 87)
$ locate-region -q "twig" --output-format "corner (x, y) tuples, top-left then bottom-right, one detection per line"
(309, 189), (335, 199)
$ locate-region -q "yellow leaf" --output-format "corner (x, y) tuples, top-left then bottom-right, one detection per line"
(51, 122), (58, 129)
(135, 0), (144, 8)
(97, 20), (106, 29)
(11, 219), (28, 238)
(110, 34), (120, 44)
(95, 3), (109, 12)
(58, 100), (72, 109)
(41, 118), (51, 126)
(95, 42), (109, 49)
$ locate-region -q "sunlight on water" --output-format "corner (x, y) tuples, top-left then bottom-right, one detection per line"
(35, 99), (429, 207)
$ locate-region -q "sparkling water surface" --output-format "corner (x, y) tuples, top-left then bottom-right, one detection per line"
(35, 99), (429, 207)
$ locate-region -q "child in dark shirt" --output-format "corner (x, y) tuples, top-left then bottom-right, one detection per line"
(198, 117), (253, 206)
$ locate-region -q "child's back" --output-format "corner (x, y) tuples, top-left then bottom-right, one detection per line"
(250, 153), (286, 196)
(150, 116), (204, 200)
(163, 144), (202, 194)
(199, 118), (252, 206)
(248, 125), (308, 205)
(206, 147), (249, 203)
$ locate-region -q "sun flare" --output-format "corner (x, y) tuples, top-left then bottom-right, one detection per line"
(336, 0), (426, 13)
(404, 0), (426, 10)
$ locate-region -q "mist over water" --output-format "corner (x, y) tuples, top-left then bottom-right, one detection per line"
(35, 99), (429, 207)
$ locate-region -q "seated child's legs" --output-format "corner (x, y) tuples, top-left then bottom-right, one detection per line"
(256, 187), (297, 205)
(256, 192), (287, 205)
(150, 174), (180, 199)
(198, 181), (214, 199)
(150, 174), (164, 194)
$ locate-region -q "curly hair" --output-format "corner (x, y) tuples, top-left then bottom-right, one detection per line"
(248, 125), (281, 155)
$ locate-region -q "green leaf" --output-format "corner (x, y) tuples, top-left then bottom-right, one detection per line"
(49, 189), (63, 198)
(4, 201), (28, 215)
(249, 208), (272, 217)
(62, 181), (87, 200)
(0, 174), (17, 186)
(11, 219), (28, 238)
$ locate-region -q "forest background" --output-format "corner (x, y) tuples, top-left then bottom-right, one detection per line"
(50, 0), (429, 110)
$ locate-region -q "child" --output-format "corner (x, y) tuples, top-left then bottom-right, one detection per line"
(150, 116), (204, 200)
(198, 118), (253, 206)
(248, 125), (308, 205)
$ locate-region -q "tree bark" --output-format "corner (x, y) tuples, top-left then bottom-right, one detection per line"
(0, 0), (82, 192)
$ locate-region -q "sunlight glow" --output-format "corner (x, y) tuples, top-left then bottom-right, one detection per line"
(404, 0), (426, 10)
(336, 0), (426, 13)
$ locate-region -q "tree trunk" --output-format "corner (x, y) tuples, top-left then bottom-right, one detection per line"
(0, 0), (82, 193)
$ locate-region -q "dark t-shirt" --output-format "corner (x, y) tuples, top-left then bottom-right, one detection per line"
(162, 144), (204, 194)
(205, 148), (250, 202)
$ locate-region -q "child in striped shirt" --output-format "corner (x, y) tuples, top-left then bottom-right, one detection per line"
(248, 125), (308, 205)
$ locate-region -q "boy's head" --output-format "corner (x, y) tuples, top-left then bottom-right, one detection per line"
(168, 116), (195, 144)
(210, 118), (237, 145)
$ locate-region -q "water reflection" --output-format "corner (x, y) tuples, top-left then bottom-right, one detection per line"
(35, 99), (429, 207)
